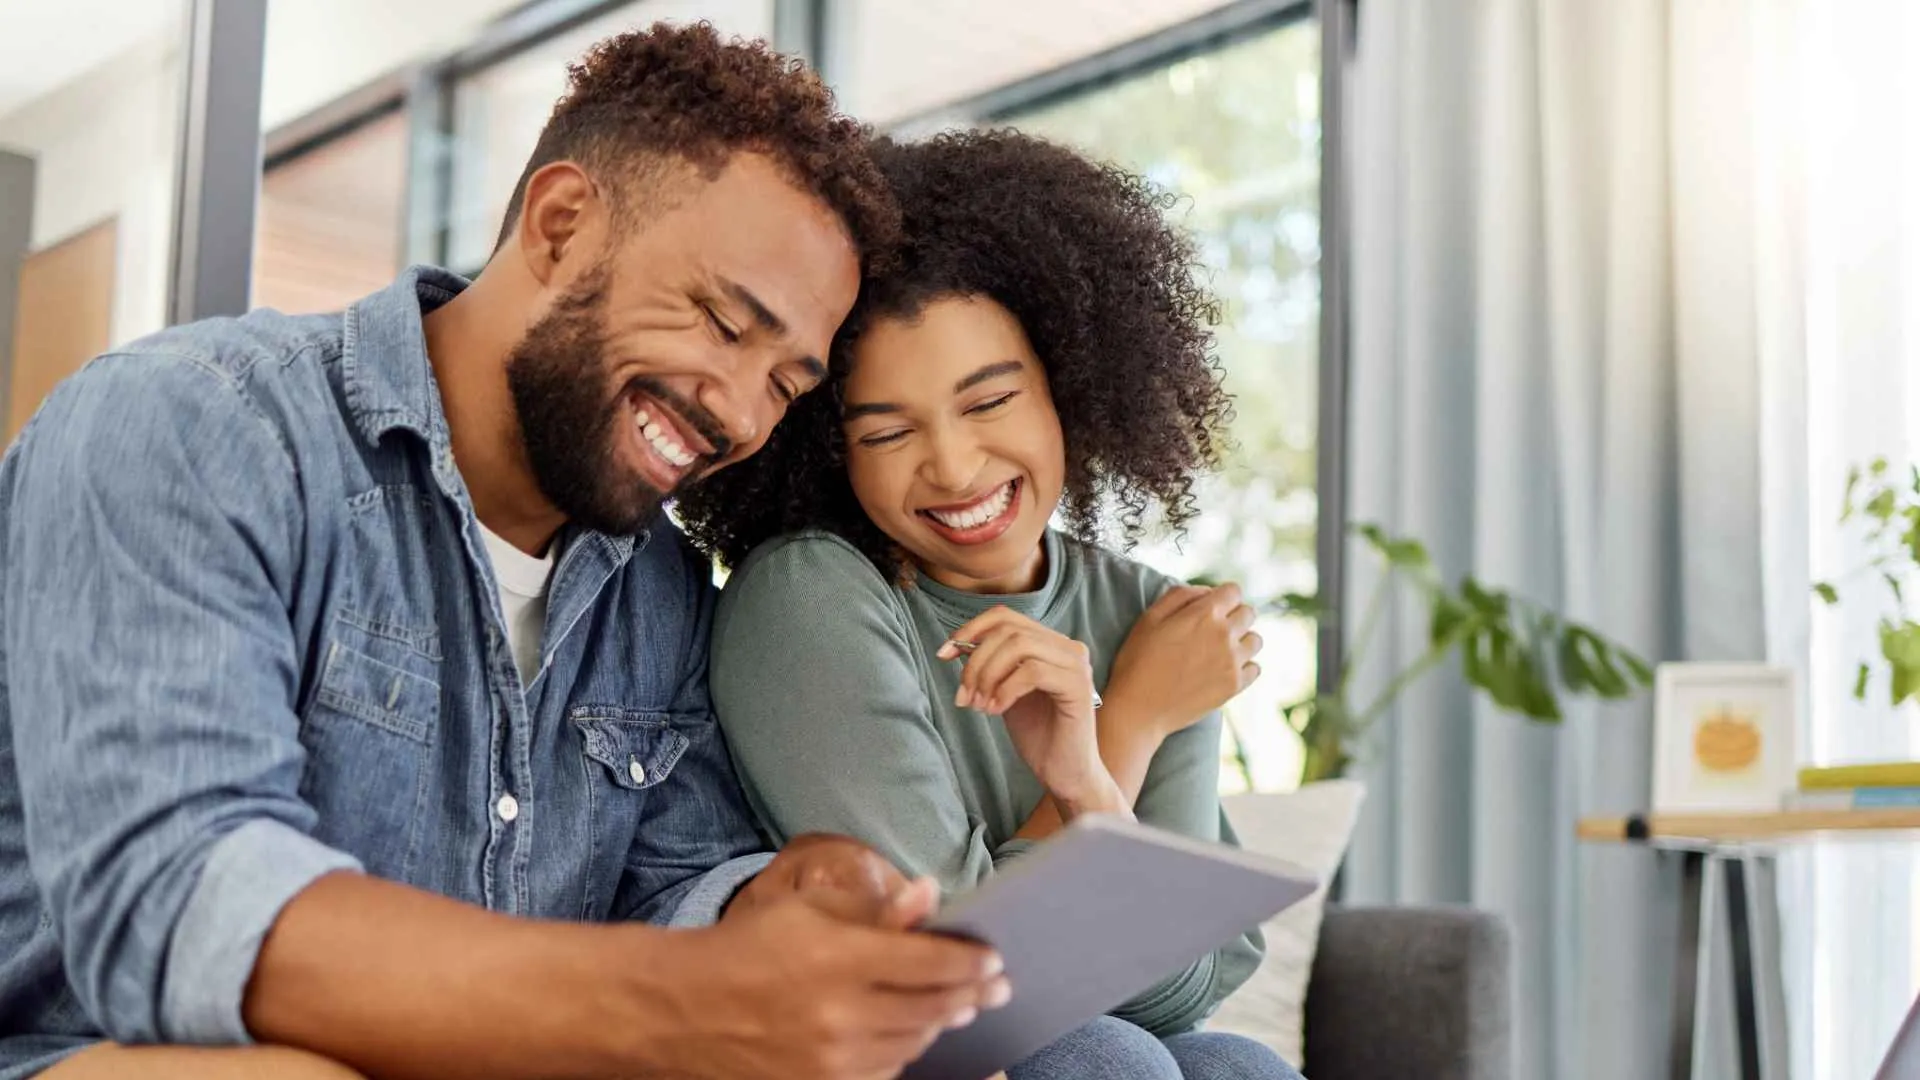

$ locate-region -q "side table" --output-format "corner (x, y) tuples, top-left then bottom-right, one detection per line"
(1577, 809), (1920, 1080)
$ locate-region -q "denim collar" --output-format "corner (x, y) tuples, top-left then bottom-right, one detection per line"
(340, 265), (640, 563)
(342, 264), (471, 451)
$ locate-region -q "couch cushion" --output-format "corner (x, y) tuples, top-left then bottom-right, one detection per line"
(1207, 779), (1366, 1068)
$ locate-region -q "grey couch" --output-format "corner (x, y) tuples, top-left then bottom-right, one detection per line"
(1303, 906), (1513, 1080)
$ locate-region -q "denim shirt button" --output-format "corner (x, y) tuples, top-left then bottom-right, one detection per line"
(627, 757), (646, 785)
(495, 793), (520, 822)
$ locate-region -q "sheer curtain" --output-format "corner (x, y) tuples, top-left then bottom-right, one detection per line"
(1347, 0), (1919, 1075)
(1795, 1), (1920, 1074)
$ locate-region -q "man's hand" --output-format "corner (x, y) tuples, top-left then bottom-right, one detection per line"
(725, 833), (907, 922)
(244, 861), (1004, 1080)
(636, 879), (1011, 1080)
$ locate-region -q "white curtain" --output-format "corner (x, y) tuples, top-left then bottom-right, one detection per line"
(1794, 1), (1920, 1075)
(1345, 0), (1919, 1076)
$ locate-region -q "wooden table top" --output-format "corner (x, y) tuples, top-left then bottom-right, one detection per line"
(1578, 809), (1920, 844)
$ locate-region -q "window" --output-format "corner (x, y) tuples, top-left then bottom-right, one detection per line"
(445, 0), (776, 270)
(830, 0), (1245, 128)
(1795, 0), (1920, 1064)
(936, 16), (1324, 791)
(253, 111), (410, 314)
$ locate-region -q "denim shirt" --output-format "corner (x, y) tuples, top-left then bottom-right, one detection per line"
(0, 267), (772, 1067)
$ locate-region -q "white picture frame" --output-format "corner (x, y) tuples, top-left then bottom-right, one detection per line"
(1652, 663), (1800, 814)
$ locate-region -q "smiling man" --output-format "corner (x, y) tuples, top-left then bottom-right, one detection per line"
(0, 24), (1007, 1080)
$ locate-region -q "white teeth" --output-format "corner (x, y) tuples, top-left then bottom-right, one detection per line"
(927, 482), (1015, 531)
(634, 407), (696, 468)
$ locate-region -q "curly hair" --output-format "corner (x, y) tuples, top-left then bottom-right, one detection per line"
(492, 21), (897, 266)
(676, 129), (1230, 579)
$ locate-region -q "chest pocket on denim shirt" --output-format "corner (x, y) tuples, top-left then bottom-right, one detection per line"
(300, 611), (441, 882)
(572, 706), (691, 916)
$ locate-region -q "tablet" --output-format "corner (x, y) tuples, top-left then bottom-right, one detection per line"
(1876, 990), (1920, 1080)
(902, 814), (1318, 1080)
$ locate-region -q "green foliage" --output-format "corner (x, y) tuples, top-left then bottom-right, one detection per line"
(1283, 523), (1653, 784)
(1002, 28), (1654, 786)
(1284, 694), (1358, 785)
(1813, 456), (1920, 707)
(1006, 26), (1328, 791)
(1011, 24), (1324, 592)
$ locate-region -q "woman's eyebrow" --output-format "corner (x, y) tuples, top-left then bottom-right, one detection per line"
(843, 359), (1027, 420)
(953, 359), (1025, 393)
(843, 399), (899, 420)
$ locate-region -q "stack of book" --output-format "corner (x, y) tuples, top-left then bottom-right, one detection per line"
(1784, 762), (1920, 810)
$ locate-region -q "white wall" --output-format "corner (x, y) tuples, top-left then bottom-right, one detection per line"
(0, 28), (183, 346)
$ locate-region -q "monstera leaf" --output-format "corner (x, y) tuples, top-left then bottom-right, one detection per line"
(1271, 523), (1652, 785)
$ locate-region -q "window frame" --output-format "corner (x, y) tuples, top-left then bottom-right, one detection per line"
(251, 0), (1356, 688)
(831, 0), (1352, 693)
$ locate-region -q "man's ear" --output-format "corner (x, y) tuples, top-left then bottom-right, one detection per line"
(514, 161), (597, 288)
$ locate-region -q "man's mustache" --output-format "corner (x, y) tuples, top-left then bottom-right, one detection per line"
(625, 376), (735, 463)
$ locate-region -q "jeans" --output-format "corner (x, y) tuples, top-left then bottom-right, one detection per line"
(1008, 1015), (1306, 1079)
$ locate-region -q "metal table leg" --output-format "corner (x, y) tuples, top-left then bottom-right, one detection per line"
(1747, 854), (1792, 1077)
(1671, 849), (1707, 1079)
(1723, 856), (1764, 1080)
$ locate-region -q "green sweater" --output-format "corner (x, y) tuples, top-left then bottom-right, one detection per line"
(709, 529), (1264, 1035)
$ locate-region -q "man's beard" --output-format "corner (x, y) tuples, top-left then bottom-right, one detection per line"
(504, 268), (723, 536)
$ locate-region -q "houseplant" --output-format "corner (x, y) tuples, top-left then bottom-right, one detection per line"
(1813, 456), (1920, 704)
(1238, 524), (1655, 786)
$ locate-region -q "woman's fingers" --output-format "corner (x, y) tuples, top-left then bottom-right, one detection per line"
(940, 606), (1099, 714)
(1206, 582), (1245, 615)
(1145, 584), (1211, 623)
(944, 611), (1038, 707)
(969, 634), (1075, 714)
(980, 662), (1047, 716)
(984, 655), (1094, 716)
(1238, 630), (1265, 661)
(1227, 602), (1258, 635)
(938, 605), (1026, 660)
(958, 630), (1090, 714)
(954, 626), (1027, 709)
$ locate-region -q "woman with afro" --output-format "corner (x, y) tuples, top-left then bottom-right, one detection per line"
(676, 130), (1301, 1080)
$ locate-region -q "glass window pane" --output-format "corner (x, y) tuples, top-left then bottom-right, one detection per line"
(260, 0), (526, 131)
(446, 0), (776, 271)
(254, 111), (410, 314)
(1003, 20), (1322, 791)
(833, 0), (1241, 127)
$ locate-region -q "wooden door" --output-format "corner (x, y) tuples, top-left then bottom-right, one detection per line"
(7, 219), (116, 442)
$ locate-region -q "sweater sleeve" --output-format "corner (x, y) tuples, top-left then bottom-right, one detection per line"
(710, 535), (1001, 892)
(1113, 710), (1268, 1034)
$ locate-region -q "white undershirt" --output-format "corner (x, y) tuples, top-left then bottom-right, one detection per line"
(477, 521), (555, 687)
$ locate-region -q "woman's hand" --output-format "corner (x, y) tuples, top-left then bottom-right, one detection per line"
(1104, 583), (1264, 739)
(937, 607), (1127, 820)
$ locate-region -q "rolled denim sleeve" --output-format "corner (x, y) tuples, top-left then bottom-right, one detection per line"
(4, 355), (356, 1044)
(662, 853), (776, 928)
(161, 820), (361, 1040)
